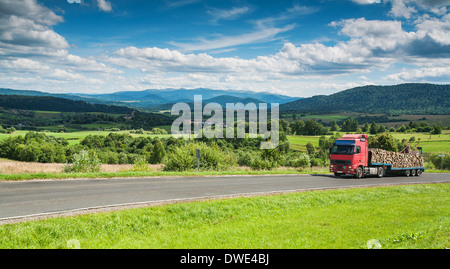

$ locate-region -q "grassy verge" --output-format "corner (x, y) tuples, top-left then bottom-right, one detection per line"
(0, 183), (448, 249)
(0, 167), (330, 181)
(1, 167), (448, 181)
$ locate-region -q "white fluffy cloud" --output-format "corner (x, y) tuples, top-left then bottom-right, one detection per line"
(0, 0), (68, 57)
(387, 66), (450, 81)
(0, 0), (124, 93)
(0, 58), (50, 71)
(97, 0), (112, 12)
(104, 11), (450, 95)
(351, 0), (381, 4)
(352, 0), (450, 18)
(415, 14), (450, 45)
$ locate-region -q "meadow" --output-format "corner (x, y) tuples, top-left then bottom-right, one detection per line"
(0, 183), (448, 249)
(0, 130), (172, 145)
(3, 129), (448, 152)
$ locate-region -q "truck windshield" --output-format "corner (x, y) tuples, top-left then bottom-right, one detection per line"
(330, 145), (354, 155)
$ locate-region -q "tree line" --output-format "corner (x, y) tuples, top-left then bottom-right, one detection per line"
(281, 118), (444, 136)
(280, 83), (450, 115)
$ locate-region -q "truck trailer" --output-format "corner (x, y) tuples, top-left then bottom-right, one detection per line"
(329, 134), (425, 178)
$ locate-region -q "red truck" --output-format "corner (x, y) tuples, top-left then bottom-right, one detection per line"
(329, 134), (425, 178)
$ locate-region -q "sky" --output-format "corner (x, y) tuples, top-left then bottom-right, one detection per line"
(0, 0), (449, 97)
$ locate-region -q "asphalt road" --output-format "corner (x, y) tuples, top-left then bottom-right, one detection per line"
(1, 173), (449, 222)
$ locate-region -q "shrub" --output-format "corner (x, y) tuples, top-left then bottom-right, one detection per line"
(424, 161), (435, 170)
(237, 151), (255, 167)
(288, 153), (311, 168)
(64, 149), (101, 173)
(129, 156), (153, 172)
(249, 156), (278, 170)
(429, 153), (450, 170)
(163, 142), (237, 171)
(237, 149), (279, 170)
(150, 128), (168, 134)
(310, 157), (325, 167)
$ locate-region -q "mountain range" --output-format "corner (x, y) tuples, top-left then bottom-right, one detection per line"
(0, 88), (300, 111)
(75, 88), (300, 110)
(0, 83), (448, 115)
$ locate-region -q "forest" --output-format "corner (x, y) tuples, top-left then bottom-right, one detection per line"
(280, 83), (450, 114)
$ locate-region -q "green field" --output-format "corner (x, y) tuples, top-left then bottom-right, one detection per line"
(0, 130), (172, 145)
(286, 135), (325, 151)
(287, 131), (450, 154)
(282, 112), (450, 127)
(282, 113), (352, 123)
(1, 129), (448, 153)
(0, 183), (448, 249)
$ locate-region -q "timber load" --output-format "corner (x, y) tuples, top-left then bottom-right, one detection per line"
(369, 148), (424, 168)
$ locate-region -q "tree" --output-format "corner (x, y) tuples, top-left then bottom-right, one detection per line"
(370, 122), (378, 134)
(417, 122), (431, 132)
(303, 120), (327, 135)
(362, 123), (369, 133)
(290, 120), (305, 135)
(341, 119), (358, 132)
(330, 120), (339, 132)
(306, 142), (315, 155)
(368, 133), (398, 152)
(432, 124), (442, 135)
(397, 125), (406, 132)
(279, 120), (290, 133)
(150, 138), (166, 164)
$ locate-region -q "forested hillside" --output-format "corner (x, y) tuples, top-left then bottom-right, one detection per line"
(0, 95), (133, 114)
(281, 83), (450, 114)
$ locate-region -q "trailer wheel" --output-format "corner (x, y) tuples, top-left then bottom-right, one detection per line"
(376, 167), (384, 178)
(416, 169), (422, 176)
(355, 167), (363, 179)
(405, 169), (411, 177)
(411, 169), (416, 176)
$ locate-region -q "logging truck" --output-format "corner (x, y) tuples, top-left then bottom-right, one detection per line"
(330, 134), (425, 178)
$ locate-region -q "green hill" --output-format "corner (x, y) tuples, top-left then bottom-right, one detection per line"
(280, 83), (450, 114)
(0, 95), (133, 114)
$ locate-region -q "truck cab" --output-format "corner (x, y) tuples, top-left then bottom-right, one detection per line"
(330, 134), (368, 177)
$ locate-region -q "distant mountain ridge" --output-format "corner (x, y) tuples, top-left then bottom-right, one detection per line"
(0, 88), (122, 106)
(0, 95), (133, 114)
(2, 84), (447, 115)
(280, 83), (450, 115)
(0, 88), (300, 111)
(75, 88), (300, 109)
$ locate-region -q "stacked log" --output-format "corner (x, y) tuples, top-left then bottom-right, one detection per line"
(369, 148), (424, 168)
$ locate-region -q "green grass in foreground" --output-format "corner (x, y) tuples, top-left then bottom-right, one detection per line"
(0, 183), (448, 249)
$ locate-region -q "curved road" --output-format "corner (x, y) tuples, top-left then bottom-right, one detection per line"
(1, 173), (449, 223)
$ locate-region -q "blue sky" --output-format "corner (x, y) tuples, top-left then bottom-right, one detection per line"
(0, 0), (449, 97)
